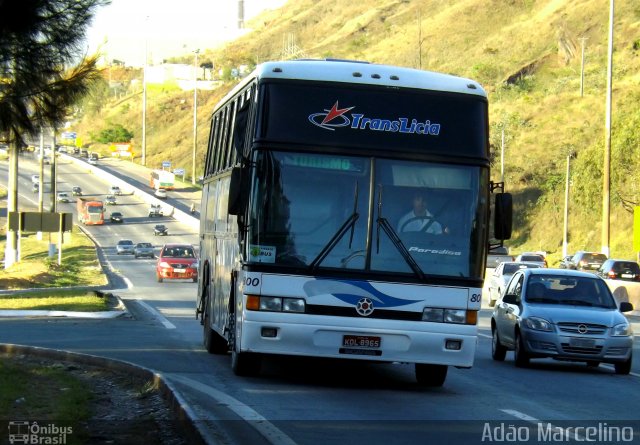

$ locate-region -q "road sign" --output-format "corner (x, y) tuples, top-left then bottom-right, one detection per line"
(173, 168), (185, 175)
(162, 161), (171, 169)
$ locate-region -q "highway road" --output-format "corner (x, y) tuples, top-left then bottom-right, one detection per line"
(1, 155), (640, 445)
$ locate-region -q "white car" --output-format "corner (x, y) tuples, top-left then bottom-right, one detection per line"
(56, 192), (70, 203)
(31, 174), (39, 184)
(487, 261), (542, 307)
(154, 188), (167, 199)
(109, 185), (122, 195)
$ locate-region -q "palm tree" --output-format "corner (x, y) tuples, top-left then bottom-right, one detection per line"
(0, 0), (109, 267)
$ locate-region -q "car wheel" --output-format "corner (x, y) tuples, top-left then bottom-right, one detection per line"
(134, 255), (138, 259)
(157, 275), (163, 283)
(491, 326), (507, 361)
(514, 330), (530, 367)
(614, 354), (632, 375)
(415, 363), (448, 387)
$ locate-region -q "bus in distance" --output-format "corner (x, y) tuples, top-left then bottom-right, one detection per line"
(196, 59), (512, 386)
(150, 169), (175, 190)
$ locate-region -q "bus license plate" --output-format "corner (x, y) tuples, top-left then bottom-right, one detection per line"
(343, 335), (381, 348)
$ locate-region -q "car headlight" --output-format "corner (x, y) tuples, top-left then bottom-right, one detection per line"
(612, 322), (633, 336)
(158, 261), (171, 268)
(523, 317), (553, 332)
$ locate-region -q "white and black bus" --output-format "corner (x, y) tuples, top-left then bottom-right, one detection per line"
(196, 59), (511, 386)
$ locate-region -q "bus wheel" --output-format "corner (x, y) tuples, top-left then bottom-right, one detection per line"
(231, 349), (261, 377)
(203, 305), (228, 355)
(415, 363), (447, 387)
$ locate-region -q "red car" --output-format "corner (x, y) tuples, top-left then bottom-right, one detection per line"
(156, 243), (198, 283)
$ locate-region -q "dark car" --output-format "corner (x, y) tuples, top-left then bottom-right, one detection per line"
(568, 251), (608, 272)
(597, 259), (640, 282)
(72, 186), (83, 196)
(134, 242), (155, 259)
(156, 243), (198, 282)
(110, 212), (124, 223)
(491, 268), (633, 374)
(153, 224), (168, 236)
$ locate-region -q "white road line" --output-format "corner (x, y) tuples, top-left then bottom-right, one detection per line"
(167, 373), (298, 445)
(501, 409), (586, 441)
(135, 300), (176, 329)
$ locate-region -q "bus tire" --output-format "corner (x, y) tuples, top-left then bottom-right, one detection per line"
(415, 363), (447, 387)
(231, 349), (261, 377)
(202, 295), (228, 355)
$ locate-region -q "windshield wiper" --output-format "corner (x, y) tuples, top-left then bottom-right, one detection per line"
(375, 185), (426, 280)
(309, 182), (359, 272)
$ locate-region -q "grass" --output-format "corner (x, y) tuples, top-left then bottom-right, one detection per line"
(0, 356), (92, 442)
(0, 222), (110, 311)
(0, 290), (109, 311)
(0, 228), (107, 290)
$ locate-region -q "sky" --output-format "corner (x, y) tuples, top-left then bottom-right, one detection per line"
(84, 0), (288, 66)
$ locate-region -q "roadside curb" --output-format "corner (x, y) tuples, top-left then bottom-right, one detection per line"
(0, 343), (214, 445)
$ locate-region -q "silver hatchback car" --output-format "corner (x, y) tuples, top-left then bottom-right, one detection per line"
(491, 268), (633, 374)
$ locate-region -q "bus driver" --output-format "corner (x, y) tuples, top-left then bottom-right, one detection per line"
(396, 192), (444, 235)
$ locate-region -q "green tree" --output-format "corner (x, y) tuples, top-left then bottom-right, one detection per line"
(0, 0), (110, 267)
(95, 124), (134, 143)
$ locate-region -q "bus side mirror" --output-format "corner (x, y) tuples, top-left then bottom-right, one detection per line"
(494, 193), (513, 240)
(228, 167), (245, 215)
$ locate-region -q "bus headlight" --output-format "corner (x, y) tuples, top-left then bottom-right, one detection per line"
(260, 297), (282, 312)
(252, 296), (306, 313)
(422, 307), (444, 322)
(444, 309), (466, 324)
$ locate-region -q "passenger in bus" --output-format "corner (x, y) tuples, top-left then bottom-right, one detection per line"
(397, 192), (445, 234)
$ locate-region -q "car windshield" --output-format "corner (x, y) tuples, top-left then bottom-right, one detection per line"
(525, 275), (616, 308)
(584, 253), (607, 262)
(162, 247), (194, 258)
(118, 240), (133, 246)
(138, 243), (152, 248)
(503, 263), (540, 274)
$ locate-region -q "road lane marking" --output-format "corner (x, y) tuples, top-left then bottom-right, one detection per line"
(501, 409), (586, 441)
(167, 373), (298, 445)
(135, 300), (176, 329)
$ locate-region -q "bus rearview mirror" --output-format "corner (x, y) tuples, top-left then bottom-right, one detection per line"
(494, 193), (512, 240)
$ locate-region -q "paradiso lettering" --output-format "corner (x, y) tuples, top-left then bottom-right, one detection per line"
(308, 101), (441, 135)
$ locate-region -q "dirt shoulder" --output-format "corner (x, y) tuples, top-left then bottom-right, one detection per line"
(1, 353), (199, 445)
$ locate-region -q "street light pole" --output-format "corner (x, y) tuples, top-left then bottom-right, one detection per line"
(192, 49), (199, 185)
(563, 153), (572, 258)
(602, 0), (614, 257)
(141, 17), (148, 167)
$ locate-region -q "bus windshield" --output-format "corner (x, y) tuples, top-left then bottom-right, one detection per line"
(248, 151), (486, 279)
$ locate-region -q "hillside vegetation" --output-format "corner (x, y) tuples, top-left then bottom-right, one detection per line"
(75, 0), (640, 264)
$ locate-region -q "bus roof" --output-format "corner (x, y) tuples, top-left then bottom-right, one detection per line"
(231, 59), (485, 99)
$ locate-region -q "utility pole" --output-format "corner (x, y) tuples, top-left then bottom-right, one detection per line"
(563, 153), (573, 257)
(141, 17), (148, 167)
(192, 49), (199, 186)
(602, 0), (614, 257)
(579, 37), (588, 97)
(500, 127), (505, 184)
(4, 130), (18, 269)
